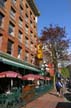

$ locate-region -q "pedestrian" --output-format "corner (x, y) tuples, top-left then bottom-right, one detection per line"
(55, 78), (63, 97)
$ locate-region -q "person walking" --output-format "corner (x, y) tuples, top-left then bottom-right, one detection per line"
(55, 78), (63, 97)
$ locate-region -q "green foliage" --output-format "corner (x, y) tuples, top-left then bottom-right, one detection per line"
(61, 67), (70, 78)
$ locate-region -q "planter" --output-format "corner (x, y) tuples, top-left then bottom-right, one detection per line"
(64, 93), (71, 102)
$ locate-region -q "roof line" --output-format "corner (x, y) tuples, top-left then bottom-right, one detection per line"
(26, 0), (40, 16)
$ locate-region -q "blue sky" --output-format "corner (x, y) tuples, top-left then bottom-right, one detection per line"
(35, 0), (71, 40)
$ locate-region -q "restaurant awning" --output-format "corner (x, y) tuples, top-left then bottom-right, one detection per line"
(0, 52), (40, 72)
(45, 77), (51, 80)
(0, 71), (22, 79)
(22, 74), (44, 80)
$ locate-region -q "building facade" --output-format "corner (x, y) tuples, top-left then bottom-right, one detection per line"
(0, 0), (40, 65)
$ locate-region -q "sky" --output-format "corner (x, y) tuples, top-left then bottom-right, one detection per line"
(35, 0), (71, 40)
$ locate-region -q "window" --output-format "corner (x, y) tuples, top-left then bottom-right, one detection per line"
(24, 51), (29, 61)
(19, 17), (23, 28)
(30, 42), (33, 51)
(7, 40), (13, 55)
(30, 31), (33, 39)
(0, 0), (6, 8)
(33, 17), (35, 21)
(0, 12), (4, 28)
(25, 4), (28, 14)
(30, 11), (32, 17)
(20, 5), (23, 15)
(25, 14), (28, 22)
(8, 22), (15, 36)
(17, 46), (22, 59)
(31, 55), (35, 64)
(26, 4), (28, 9)
(18, 30), (22, 42)
(12, 0), (16, 4)
(25, 37), (29, 47)
(10, 7), (16, 19)
(25, 25), (28, 34)
(30, 20), (32, 28)
(34, 35), (37, 43)
(20, 0), (23, 4)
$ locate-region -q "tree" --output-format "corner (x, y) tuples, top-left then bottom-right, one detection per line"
(40, 25), (70, 76)
(61, 67), (70, 78)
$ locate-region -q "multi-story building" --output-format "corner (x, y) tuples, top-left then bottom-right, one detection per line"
(0, 0), (40, 73)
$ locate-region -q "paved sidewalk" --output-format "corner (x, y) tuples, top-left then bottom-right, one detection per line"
(21, 89), (71, 108)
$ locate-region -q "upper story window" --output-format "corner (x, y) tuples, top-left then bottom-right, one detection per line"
(26, 4), (28, 9)
(20, 0), (23, 2)
(20, 5), (23, 15)
(25, 37), (29, 47)
(34, 35), (37, 43)
(25, 24), (28, 34)
(0, 0), (6, 8)
(30, 11), (32, 17)
(30, 31), (33, 39)
(31, 55), (35, 64)
(34, 23), (36, 28)
(17, 46), (22, 59)
(10, 7), (16, 19)
(24, 51), (29, 61)
(33, 17), (35, 21)
(0, 12), (4, 28)
(30, 42), (33, 51)
(25, 4), (28, 14)
(30, 20), (33, 28)
(25, 14), (28, 22)
(20, 0), (23, 4)
(7, 40), (13, 55)
(18, 30), (22, 42)
(8, 22), (15, 36)
(19, 17), (23, 28)
(12, 0), (16, 4)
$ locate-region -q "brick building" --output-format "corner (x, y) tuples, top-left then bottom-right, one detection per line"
(0, 0), (40, 73)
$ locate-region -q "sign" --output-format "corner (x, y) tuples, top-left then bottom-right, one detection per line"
(37, 43), (43, 59)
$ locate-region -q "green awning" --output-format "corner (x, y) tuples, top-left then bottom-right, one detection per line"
(0, 57), (40, 72)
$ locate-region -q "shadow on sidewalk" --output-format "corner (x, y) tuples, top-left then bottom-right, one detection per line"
(48, 92), (58, 97)
(56, 102), (71, 108)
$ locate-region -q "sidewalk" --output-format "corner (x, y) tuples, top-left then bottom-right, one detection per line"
(21, 89), (71, 108)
